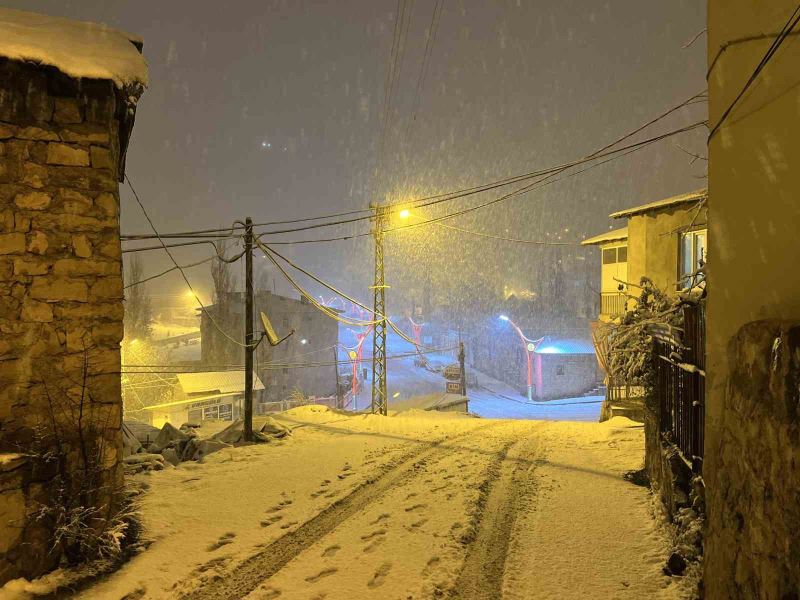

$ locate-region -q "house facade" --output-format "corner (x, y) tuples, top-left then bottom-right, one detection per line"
(201, 290), (339, 404)
(584, 189), (708, 319)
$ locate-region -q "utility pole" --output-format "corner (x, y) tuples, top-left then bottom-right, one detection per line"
(244, 217), (255, 441)
(370, 202), (388, 416)
(458, 342), (467, 396)
(334, 346), (342, 409)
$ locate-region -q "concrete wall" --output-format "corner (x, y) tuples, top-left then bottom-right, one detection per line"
(202, 291), (339, 401)
(0, 60), (135, 582)
(538, 354), (599, 400)
(625, 203), (708, 297)
(706, 2), (800, 598)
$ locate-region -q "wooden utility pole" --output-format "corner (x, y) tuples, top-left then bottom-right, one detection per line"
(334, 346), (342, 409)
(243, 217), (255, 441)
(458, 342), (467, 396)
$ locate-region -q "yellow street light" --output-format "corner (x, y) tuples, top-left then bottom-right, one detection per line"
(399, 209), (410, 220)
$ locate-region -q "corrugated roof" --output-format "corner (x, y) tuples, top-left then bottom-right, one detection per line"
(0, 8), (148, 87)
(176, 371), (265, 396)
(581, 227), (628, 246)
(609, 188), (707, 219)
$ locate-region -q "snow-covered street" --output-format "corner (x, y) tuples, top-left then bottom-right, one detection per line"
(55, 407), (685, 600)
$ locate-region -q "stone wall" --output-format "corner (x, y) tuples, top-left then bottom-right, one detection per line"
(704, 320), (800, 599)
(0, 59), (130, 584)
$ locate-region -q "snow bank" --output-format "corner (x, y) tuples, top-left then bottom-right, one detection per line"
(0, 8), (148, 87)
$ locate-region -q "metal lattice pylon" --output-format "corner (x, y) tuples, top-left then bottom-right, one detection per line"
(370, 203), (388, 415)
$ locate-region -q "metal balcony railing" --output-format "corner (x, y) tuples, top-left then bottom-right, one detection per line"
(600, 292), (626, 317)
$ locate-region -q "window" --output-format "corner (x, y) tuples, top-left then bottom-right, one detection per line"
(556, 365), (565, 376)
(602, 245), (628, 264)
(679, 229), (707, 289)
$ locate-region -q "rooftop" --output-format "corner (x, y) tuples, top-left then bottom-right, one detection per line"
(177, 371), (265, 397)
(581, 226), (628, 246)
(536, 338), (595, 355)
(0, 7), (148, 87)
(609, 188), (707, 220)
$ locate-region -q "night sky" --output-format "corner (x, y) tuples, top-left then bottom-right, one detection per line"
(5, 0), (707, 307)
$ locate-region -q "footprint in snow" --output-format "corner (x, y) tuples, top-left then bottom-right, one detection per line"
(404, 503), (427, 513)
(306, 567), (338, 583)
(279, 520), (298, 530)
(367, 563), (392, 588)
(371, 513), (390, 525)
(258, 586), (282, 599)
(360, 529), (386, 541)
(410, 518), (428, 529)
(260, 515), (283, 527)
(207, 532), (236, 551)
(322, 545), (341, 558)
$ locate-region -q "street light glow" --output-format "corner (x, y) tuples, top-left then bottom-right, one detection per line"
(399, 209), (410, 219)
(499, 315), (509, 321)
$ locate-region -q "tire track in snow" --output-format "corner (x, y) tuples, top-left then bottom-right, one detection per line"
(181, 423), (503, 600)
(448, 435), (539, 599)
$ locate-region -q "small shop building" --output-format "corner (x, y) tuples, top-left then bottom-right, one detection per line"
(144, 371), (264, 428)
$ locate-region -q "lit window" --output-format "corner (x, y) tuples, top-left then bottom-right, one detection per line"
(602, 248), (616, 264)
(617, 246), (627, 262)
(679, 229), (707, 289)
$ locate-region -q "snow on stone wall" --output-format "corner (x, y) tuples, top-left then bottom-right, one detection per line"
(0, 57), (135, 584)
(0, 7), (147, 88)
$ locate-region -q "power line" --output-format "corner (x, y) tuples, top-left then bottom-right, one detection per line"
(120, 91), (706, 241)
(405, 0), (443, 146)
(124, 176), (251, 348)
(241, 118), (705, 248)
(121, 346), (456, 373)
(708, 3), (800, 140)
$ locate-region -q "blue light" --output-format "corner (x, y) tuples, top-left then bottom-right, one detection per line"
(536, 345), (563, 354)
(499, 315), (509, 321)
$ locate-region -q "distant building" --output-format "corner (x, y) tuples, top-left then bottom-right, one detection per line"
(201, 291), (339, 404)
(580, 227), (629, 320)
(144, 371), (265, 428)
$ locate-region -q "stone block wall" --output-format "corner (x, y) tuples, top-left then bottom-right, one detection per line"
(705, 320), (800, 600)
(0, 59), (128, 583)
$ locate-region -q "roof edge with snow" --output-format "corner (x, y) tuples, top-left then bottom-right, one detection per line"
(581, 226), (628, 246)
(0, 7), (148, 88)
(609, 188), (707, 220)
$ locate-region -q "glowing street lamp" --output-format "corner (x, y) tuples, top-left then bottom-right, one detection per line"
(398, 208), (411, 220)
(498, 315), (542, 402)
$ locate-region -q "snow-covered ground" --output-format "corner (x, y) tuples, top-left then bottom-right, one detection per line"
(3, 407), (689, 600)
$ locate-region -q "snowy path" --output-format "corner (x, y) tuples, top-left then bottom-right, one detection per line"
(66, 408), (685, 600)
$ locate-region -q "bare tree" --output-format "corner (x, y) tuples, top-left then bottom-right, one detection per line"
(208, 238), (238, 362)
(124, 254), (153, 341)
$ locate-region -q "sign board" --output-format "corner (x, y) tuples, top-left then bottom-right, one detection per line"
(443, 364), (461, 381)
(446, 381), (462, 394)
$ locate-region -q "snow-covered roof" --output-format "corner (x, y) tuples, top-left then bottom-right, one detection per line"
(581, 227), (628, 246)
(536, 338), (595, 355)
(176, 371), (265, 396)
(0, 7), (148, 88)
(609, 189), (707, 220)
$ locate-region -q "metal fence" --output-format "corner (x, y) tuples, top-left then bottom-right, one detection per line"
(652, 301), (705, 474)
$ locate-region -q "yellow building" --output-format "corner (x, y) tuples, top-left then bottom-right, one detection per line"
(583, 188), (708, 321)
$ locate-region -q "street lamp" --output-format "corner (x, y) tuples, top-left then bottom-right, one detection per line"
(498, 315), (542, 402)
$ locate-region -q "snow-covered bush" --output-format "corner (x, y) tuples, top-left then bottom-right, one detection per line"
(603, 277), (683, 388)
